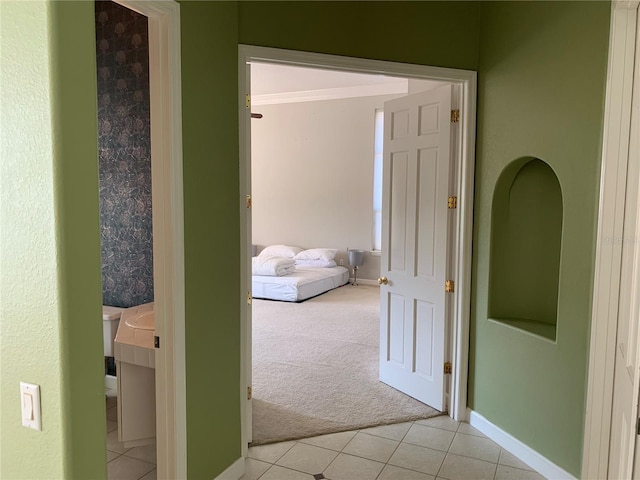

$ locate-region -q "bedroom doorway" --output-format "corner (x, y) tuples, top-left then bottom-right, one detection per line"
(239, 46), (477, 450)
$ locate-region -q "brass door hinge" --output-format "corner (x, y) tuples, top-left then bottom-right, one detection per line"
(247, 386), (252, 400)
(451, 109), (460, 123)
(444, 361), (452, 375)
(247, 292), (252, 305)
(246, 194), (252, 209)
(448, 196), (457, 209)
(445, 280), (455, 293)
(245, 94), (251, 108)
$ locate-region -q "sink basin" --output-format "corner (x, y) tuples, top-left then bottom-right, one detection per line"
(124, 311), (155, 330)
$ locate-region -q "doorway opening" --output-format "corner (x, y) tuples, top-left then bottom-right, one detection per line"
(240, 46), (477, 451)
(94, 1), (185, 478)
(94, 2), (156, 474)
(249, 62), (450, 445)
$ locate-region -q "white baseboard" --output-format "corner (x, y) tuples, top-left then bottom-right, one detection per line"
(348, 278), (379, 286)
(468, 409), (576, 480)
(214, 457), (244, 480)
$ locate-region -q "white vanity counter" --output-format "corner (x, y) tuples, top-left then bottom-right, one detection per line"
(114, 302), (156, 448)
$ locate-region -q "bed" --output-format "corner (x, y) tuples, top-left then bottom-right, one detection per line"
(252, 265), (349, 302)
(251, 245), (350, 302)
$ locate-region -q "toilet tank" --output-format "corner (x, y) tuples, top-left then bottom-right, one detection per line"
(102, 306), (123, 357)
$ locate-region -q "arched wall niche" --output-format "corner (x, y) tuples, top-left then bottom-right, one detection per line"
(488, 157), (563, 341)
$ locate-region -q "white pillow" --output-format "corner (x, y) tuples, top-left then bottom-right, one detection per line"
(258, 244), (302, 259)
(294, 248), (338, 261)
(294, 258), (337, 268)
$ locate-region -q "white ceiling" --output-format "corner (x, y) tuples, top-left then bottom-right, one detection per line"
(250, 62), (444, 105)
(250, 62), (406, 95)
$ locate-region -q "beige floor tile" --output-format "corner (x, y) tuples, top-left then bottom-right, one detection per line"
(106, 429), (131, 455)
(360, 422), (413, 441)
(415, 416), (460, 432)
(106, 455), (155, 480)
(139, 469), (156, 480)
(499, 449), (534, 471)
(107, 419), (118, 434)
(438, 453), (497, 480)
(299, 430), (357, 451)
(404, 424), (456, 452)
(388, 443), (446, 475)
(107, 451), (120, 463)
(448, 433), (500, 463)
(259, 465), (316, 480)
(123, 443), (157, 464)
(248, 440), (296, 463)
(276, 442), (338, 474)
(322, 453), (385, 480)
(240, 457), (271, 480)
(107, 407), (118, 422)
(495, 465), (546, 480)
(106, 396), (117, 409)
(342, 432), (400, 463)
(456, 423), (487, 438)
(378, 464), (436, 480)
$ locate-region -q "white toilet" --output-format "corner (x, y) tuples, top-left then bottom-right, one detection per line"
(102, 305), (124, 357)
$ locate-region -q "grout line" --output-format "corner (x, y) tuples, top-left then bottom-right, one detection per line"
(250, 420), (543, 480)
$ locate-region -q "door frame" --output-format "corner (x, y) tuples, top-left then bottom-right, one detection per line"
(238, 45), (477, 452)
(111, 1), (186, 478)
(582, 1), (640, 477)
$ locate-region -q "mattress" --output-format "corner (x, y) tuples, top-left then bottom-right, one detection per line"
(252, 266), (349, 302)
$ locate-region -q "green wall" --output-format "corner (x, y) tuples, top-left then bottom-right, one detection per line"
(50, 2), (107, 477)
(1, 1), (106, 478)
(179, 2), (242, 477)
(469, 2), (610, 475)
(0, 1), (612, 479)
(239, 1), (481, 70)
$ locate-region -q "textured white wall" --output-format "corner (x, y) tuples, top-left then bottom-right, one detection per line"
(0, 1), (65, 477)
(251, 94), (402, 280)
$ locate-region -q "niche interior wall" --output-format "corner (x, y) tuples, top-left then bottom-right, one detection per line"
(488, 158), (563, 341)
(95, 0), (153, 308)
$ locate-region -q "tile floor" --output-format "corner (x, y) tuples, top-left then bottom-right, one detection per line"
(105, 395), (546, 480)
(106, 395), (157, 480)
(243, 416), (547, 480)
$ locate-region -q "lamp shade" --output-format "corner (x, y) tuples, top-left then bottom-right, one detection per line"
(348, 249), (364, 267)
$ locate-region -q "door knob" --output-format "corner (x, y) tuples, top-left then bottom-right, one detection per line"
(378, 276), (388, 285)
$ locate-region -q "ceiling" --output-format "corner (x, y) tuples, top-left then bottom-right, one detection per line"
(250, 62), (444, 105)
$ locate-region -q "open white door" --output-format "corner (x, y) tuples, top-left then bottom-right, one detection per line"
(608, 151), (640, 478)
(609, 21), (640, 478)
(379, 84), (453, 412)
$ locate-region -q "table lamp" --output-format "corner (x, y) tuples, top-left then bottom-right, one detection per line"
(348, 249), (365, 286)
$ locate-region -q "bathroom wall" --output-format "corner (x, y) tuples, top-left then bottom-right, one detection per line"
(95, 1), (153, 308)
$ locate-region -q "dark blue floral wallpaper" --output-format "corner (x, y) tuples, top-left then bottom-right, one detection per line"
(96, 1), (154, 308)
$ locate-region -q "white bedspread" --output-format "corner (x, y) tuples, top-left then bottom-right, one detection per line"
(252, 266), (349, 302)
(252, 256), (296, 276)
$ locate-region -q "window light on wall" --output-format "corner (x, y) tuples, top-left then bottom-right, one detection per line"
(372, 109), (384, 251)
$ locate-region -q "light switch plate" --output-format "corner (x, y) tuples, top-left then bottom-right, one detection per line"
(20, 382), (41, 431)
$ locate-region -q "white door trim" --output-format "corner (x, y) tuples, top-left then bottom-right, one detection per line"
(238, 45), (477, 452)
(582, 1), (640, 478)
(112, 1), (186, 478)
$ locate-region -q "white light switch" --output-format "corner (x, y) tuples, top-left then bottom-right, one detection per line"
(20, 382), (41, 431)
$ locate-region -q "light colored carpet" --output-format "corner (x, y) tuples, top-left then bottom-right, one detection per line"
(251, 284), (441, 445)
